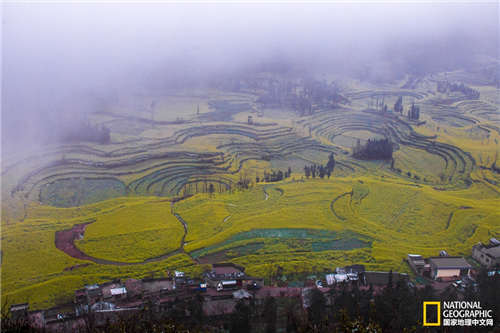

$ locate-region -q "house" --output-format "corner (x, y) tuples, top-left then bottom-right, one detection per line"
(407, 254), (430, 276)
(233, 289), (252, 299)
(10, 303), (29, 321)
(83, 284), (102, 303)
(91, 301), (116, 312)
(217, 280), (239, 292)
(110, 287), (127, 298)
(472, 239), (500, 268)
(428, 256), (471, 280)
(142, 277), (172, 295)
(124, 279), (143, 298)
(102, 283), (127, 301)
(325, 273), (348, 285)
(205, 263), (246, 289)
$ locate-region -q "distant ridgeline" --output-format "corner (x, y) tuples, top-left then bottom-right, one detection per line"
(352, 138), (393, 160)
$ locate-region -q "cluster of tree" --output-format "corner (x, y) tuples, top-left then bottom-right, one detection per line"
(393, 96), (404, 114)
(257, 167), (292, 183)
(60, 122), (111, 144)
(181, 181), (229, 197)
(407, 102), (420, 120)
(237, 175), (252, 190)
(255, 77), (349, 116)
(304, 153), (336, 179)
(353, 138), (393, 160)
(5, 267), (498, 332)
(437, 81), (480, 99)
(369, 95), (388, 113)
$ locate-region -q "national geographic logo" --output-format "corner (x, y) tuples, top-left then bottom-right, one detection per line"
(423, 302), (441, 326)
(423, 301), (494, 327)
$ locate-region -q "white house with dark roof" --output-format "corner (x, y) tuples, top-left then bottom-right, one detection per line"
(428, 256), (472, 280)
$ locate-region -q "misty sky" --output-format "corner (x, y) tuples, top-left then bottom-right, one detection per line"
(2, 2), (499, 153)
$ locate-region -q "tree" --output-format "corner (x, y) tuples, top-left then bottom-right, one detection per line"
(187, 293), (204, 326)
(394, 96), (403, 115)
(262, 296), (277, 333)
(307, 288), (327, 329)
(230, 300), (251, 333)
(352, 138), (393, 160)
(326, 153), (336, 174)
(319, 165), (325, 179)
(408, 102), (420, 120)
(304, 166), (311, 178)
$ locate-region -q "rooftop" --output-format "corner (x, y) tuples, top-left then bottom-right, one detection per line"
(429, 257), (472, 269)
(482, 245), (500, 259)
(110, 287), (127, 296)
(10, 303), (29, 311)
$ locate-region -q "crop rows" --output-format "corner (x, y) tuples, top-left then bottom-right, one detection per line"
(300, 107), (475, 183)
(8, 122), (347, 202)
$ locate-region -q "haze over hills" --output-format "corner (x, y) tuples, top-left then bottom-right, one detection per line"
(1, 2), (499, 330)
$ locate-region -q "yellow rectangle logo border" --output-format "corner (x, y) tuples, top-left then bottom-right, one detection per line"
(423, 301), (441, 326)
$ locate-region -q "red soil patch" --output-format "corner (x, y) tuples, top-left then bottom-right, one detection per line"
(55, 221), (96, 262)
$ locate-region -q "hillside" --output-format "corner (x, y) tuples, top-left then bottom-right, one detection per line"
(2, 69), (500, 309)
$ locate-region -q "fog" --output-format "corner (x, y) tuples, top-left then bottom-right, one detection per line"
(2, 2), (498, 153)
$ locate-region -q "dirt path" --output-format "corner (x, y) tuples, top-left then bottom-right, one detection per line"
(263, 185), (283, 201)
(329, 191), (353, 221)
(55, 201), (190, 266)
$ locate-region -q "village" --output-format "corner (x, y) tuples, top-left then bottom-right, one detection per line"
(8, 238), (500, 331)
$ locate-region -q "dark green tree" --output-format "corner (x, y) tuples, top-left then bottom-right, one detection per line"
(262, 296), (277, 333)
(394, 96), (403, 114)
(307, 288), (327, 329)
(230, 300), (251, 333)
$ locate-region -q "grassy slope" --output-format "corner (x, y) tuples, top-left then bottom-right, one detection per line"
(76, 199), (184, 262)
(2, 82), (499, 310)
(1, 198), (202, 309)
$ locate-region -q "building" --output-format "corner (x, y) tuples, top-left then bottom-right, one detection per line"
(217, 280), (239, 292)
(205, 263), (246, 289)
(428, 256), (472, 280)
(10, 303), (29, 321)
(407, 254), (430, 276)
(232, 289), (252, 299)
(472, 239), (500, 268)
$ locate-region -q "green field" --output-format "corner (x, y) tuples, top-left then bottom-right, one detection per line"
(2, 69), (500, 309)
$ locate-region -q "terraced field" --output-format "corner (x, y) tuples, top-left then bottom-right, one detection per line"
(2, 73), (500, 310)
